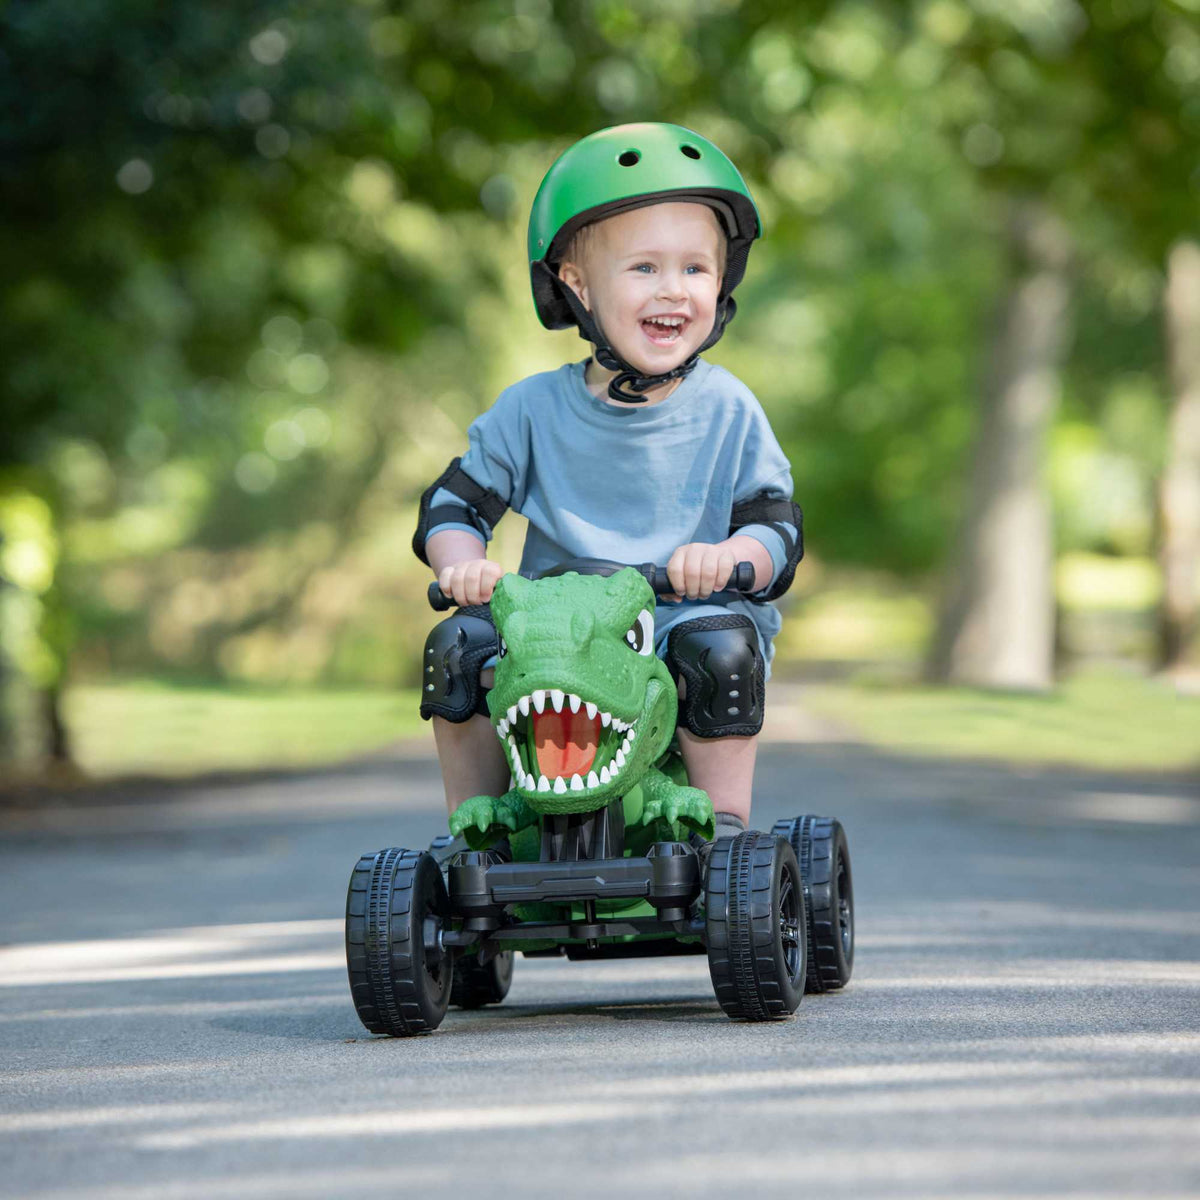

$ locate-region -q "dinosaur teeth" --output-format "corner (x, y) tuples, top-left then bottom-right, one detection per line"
(553, 776), (567, 794)
(537, 774), (550, 792)
(599, 765), (611, 784)
(615, 748), (626, 769)
(587, 770), (600, 788)
(498, 719), (510, 737)
(620, 737), (630, 756)
(507, 705), (518, 725)
(518, 696), (530, 717)
(569, 773), (584, 791)
(585, 701), (597, 720)
(532, 689), (546, 714)
(550, 689), (565, 712)
(627, 728), (636, 741)
(600, 711), (611, 728)
(568, 693), (581, 713)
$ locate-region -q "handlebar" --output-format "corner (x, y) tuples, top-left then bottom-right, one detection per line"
(426, 560), (758, 612)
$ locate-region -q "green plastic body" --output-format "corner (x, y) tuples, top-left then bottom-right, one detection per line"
(447, 568), (716, 947)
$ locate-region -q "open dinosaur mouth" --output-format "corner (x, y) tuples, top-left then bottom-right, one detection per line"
(496, 689), (637, 795)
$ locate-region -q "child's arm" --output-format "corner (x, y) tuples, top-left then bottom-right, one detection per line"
(427, 529), (504, 607)
(415, 387), (531, 604)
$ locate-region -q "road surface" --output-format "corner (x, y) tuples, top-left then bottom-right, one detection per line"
(2, 717), (1198, 1198)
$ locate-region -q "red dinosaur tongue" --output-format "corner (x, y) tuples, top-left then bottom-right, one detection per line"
(533, 709), (600, 779)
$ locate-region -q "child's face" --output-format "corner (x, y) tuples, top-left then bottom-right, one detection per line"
(558, 202), (724, 376)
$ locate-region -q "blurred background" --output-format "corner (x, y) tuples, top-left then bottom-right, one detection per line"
(2, 0), (1197, 785)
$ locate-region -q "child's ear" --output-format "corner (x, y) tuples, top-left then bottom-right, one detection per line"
(557, 260), (590, 313)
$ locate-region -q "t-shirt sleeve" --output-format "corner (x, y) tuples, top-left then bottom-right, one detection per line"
(730, 400), (799, 598)
(425, 387), (530, 545)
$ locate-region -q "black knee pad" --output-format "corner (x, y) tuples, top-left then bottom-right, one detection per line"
(666, 614), (765, 738)
(420, 604), (497, 722)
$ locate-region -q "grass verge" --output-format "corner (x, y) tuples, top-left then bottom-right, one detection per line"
(800, 668), (1199, 772)
(63, 680), (426, 779)
(57, 668), (1199, 782)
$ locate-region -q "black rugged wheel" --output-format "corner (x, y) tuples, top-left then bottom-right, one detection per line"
(450, 949), (514, 1009)
(345, 848), (453, 1036)
(772, 815), (854, 992)
(705, 831), (805, 1021)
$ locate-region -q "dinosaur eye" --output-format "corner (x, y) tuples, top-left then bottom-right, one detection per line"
(624, 609), (654, 657)
(498, 636), (508, 659)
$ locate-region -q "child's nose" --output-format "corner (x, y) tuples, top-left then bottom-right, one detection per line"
(656, 272), (687, 299)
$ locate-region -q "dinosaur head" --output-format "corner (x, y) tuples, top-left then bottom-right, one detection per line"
(487, 568), (677, 814)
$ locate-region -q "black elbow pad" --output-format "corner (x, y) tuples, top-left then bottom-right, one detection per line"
(729, 492), (804, 602)
(412, 457), (509, 566)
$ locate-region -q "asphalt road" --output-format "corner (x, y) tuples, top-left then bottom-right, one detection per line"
(2, 715), (1199, 1199)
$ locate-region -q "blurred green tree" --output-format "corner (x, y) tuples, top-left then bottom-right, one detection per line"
(0, 0), (810, 765)
(915, 0), (1200, 687)
(2, 0), (1196, 771)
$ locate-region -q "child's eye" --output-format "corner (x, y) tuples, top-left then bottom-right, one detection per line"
(631, 263), (707, 274)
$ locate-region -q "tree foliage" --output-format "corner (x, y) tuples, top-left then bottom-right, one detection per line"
(1, 0), (1197, 761)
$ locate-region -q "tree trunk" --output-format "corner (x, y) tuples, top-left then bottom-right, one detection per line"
(928, 198), (1072, 689)
(1157, 239), (1200, 673)
(41, 684), (70, 763)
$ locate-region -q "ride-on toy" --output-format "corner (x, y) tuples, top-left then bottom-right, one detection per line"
(345, 559), (854, 1035)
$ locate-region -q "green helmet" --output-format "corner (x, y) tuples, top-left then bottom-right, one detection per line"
(529, 122), (762, 332)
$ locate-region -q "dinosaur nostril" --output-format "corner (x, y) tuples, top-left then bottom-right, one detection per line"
(570, 610), (596, 644)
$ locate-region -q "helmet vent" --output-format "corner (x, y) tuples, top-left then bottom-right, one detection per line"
(680, 144), (701, 159)
(617, 150), (641, 167)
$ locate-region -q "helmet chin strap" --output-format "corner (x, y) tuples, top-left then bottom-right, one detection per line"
(592, 337), (700, 404)
(558, 282), (738, 404)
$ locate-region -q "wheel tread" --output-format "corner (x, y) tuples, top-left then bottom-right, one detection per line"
(706, 832), (803, 1021)
(345, 848), (447, 1036)
(772, 814), (853, 993)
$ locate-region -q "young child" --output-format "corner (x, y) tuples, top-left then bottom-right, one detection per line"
(412, 122), (802, 844)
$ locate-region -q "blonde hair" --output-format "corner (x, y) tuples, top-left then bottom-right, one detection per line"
(557, 221), (603, 272)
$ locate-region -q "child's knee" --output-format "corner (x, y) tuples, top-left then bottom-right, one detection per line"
(420, 607), (497, 723)
(666, 615), (765, 738)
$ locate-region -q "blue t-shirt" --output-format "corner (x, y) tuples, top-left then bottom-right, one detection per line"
(426, 357), (797, 674)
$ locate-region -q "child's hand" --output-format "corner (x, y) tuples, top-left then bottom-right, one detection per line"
(666, 543), (737, 601)
(438, 559), (504, 607)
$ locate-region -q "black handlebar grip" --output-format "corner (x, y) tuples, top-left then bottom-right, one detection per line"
(427, 581), (456, 611)
(732, 560), (756, 592)
(648, 561), (757, 596)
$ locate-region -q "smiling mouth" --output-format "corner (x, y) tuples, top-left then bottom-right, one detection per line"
(496, 689), (637, 795)
(641, 317), (688, 346)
